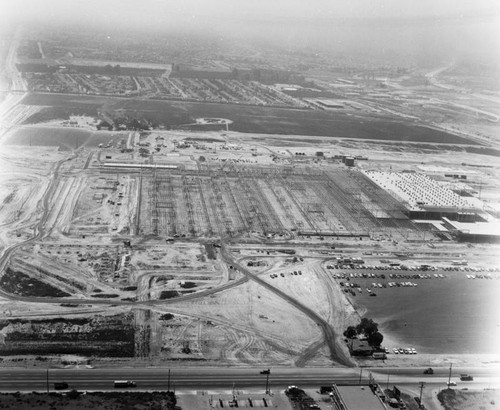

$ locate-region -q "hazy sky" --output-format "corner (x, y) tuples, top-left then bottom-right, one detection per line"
(1, 0), (497, 20)
(1, 0), (499, 62)
(2, 0), (498, 23)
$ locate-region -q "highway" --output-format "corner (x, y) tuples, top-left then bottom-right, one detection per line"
(0, 366), (498, 393)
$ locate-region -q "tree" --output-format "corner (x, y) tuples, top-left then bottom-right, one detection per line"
(368, 331), (384, 347)
(343, 326), (357, 339)
(356, 318), (379, 338)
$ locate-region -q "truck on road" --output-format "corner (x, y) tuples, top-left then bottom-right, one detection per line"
(114, 380), (136, 388)
(54, 382), (69, 390)
(460, 374), (473, 381)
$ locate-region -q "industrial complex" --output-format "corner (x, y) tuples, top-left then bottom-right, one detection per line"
(0, 13), (499, 410)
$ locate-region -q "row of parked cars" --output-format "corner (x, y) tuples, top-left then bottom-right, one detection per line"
(393, 347), (417, 355)
(269, 270), (302, 278)
(466, 274), (498, 279)
(452, 266), (499, 272)
(331, 272), (387, 279)
(329, 263), (500, 272)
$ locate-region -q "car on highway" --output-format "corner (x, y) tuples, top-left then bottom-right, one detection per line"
(447, 381), (457, 386)
(114, 380), (136, 388)
(54, 382), (69, 390)
(423, 368), (434, 374)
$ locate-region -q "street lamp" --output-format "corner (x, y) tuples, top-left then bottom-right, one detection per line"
(418, 381), (425, 409)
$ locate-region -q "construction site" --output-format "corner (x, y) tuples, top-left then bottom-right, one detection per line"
(132, 164), (411, 239)
(0, 114), (499, 371)
(0, 20), (499, 375)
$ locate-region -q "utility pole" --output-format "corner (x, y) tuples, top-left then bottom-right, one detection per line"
(46, 367), (49, 394)
(260, 369), (271, 394)
(167, 368), (171, 392)
(358, 367), (364, 384)
(386, 373), (390, 391)
(418, 381), (425, 409)
(447, 363), (453, 387)
(265, 369), (270, 394)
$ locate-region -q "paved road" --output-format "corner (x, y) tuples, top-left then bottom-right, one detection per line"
(0, 366), (498, 393)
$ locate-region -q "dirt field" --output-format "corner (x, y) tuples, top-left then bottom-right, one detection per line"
(0, 97), (499, 371)
(19, 93), (476, 144)
(438, 388), (500, 410)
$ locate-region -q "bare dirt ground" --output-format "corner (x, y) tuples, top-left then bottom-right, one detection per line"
(437, 388), (500, 410)
(0, 109), (499, 372)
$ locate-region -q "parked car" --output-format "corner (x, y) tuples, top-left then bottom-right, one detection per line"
(424, 368), (434, 374)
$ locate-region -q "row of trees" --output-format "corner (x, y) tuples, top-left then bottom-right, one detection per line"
(96, 117), (157, 131)
(344, 317), (384, 347)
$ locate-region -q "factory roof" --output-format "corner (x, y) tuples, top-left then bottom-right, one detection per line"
(443, 218), (500, 237)
(103, 163), (178, 169)
(363, 170), (483, 211)
(334, 385), (386, 410)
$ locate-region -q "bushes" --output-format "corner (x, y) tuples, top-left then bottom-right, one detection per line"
(159, 291), (179, 300)
(180, 281), (196, 289)
(0, 314), (135, 357)
(0, 268), (70, 297)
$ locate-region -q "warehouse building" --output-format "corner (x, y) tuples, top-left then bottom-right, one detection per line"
(330, 385), (387, 410)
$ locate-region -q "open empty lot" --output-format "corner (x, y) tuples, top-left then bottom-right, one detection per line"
(20, 93), (476, 144)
